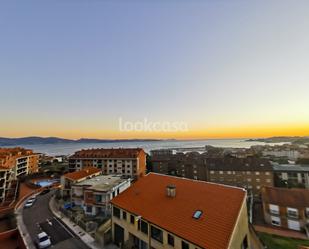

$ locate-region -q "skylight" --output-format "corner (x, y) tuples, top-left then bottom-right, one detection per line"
(193, 210), (203, 219)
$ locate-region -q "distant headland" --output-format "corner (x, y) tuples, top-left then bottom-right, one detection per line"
(246, 136), (309, 145)
(0, 136), (171, 146)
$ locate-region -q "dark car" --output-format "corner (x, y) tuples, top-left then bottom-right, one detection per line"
(39, 189), (50, 195)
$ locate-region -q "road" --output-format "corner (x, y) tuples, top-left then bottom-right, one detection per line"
(22, 191), (89, 249)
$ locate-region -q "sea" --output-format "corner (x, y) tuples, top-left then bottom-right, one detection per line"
(4, 139), (287, 156)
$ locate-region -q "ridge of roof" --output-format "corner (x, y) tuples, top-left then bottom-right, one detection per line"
(148, 172), (247, 192)
(63, 166), (101, 181)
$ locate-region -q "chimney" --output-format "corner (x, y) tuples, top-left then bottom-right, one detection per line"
(166, 184), (176, 198)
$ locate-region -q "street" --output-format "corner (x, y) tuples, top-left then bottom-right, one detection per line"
(22, 191), (89, 249)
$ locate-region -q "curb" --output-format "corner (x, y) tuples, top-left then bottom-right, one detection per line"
(15, 193), (39, 249)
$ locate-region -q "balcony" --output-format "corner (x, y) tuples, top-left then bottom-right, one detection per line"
(287, 212), (299, 219)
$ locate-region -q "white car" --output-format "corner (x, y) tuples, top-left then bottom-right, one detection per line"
(37, 232), (51, 249)
(24, 197), (36, 208)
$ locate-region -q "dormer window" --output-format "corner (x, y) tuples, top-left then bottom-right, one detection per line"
(193, 210), (203, 219)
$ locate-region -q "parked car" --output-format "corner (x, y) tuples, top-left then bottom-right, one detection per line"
(24, 197), (36, 208)
(37, 231), (51, 249)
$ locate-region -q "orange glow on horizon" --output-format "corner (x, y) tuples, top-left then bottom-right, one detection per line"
(2, 123), (309, 140)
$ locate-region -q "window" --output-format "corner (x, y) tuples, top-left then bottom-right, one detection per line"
(182, 241), (189, 249)
(113, 207), (120, 218)
(95, 195), (102, 203)
(255, 172), (260, 175)
(287, 207), (298, 218)
(265, 172), (270, 175)
(219, 171), (223, 174)
(241, 235), (249, 249)
(122, 211), (127, 220)
(282, 172), (288, 180)
(210, 170), (214, 174)
(256, 178), (260, 182)
(168, 234), (174, 247)
(130, 215), (135, 224)
(140, 220), (148, 234)
(269, 204), (279, 215)
(193, 210), (203, 219)
(151, 226), (163, 243)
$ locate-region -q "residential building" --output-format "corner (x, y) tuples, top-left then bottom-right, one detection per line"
(110, 173), (250, 249)
(151, 152), (208, 181)
(150, 149), (174, 157)
(251, 144), (309, 160)
(206, 157), (274, 198)
(60, 166), (101, 197)
(72, 174), (131, 217)
(0, 147), (40, 205)
(151, 153), (273, 198)
(69, 148), (146, 179)
(261, 186), (309, 232)
(273, 164), (309, 189)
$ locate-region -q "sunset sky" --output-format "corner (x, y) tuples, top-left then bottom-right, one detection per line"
(1, 1), (309, 139)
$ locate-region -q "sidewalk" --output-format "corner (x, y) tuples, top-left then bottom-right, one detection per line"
(49, 196), (102, 249)
(15, 193), (38, 249)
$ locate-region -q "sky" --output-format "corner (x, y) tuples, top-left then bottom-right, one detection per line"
(0, 0), (309, 139)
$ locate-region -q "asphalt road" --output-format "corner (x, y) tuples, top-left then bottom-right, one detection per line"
(22, 191), (89, 249)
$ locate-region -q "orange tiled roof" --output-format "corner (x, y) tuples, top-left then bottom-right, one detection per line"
(69, 148), (145, 159)
(0, 147), (34, 156)
(111, 173), (246, 249)
(63, 167), (101, 181)
(0, 147), (35, 169)
(261, 186), (309, 208)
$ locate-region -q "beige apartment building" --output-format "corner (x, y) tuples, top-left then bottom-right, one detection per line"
(69, 148), (146, 180)
(110, 173), (250, 249)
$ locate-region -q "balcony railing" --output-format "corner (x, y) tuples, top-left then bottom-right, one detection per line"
(269, 210), (279, 216)
(287, 212), (298, 219)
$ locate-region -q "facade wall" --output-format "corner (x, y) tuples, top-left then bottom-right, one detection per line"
(69, 157), (144, 179)
(111, 204), (249, 249)
(228, 198), (251, 249)
(111, 206), (203, 249)
(275, 171), (309, 189)
(209, 170), (273, 197)
(262, 202), (309, 231)
(27, 154), (40, 173)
